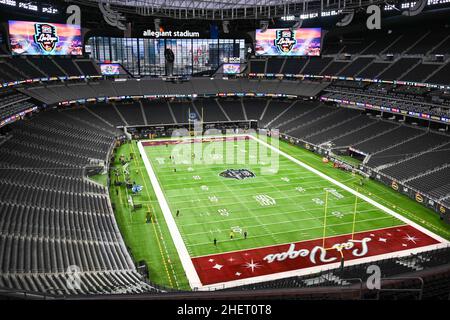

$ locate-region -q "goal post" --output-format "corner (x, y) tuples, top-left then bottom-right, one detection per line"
(351, 190), (358, 241)
(322, 190), (329, 248)
(322, 189), (359, 249)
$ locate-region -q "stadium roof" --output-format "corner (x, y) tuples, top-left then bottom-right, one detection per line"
(85, 0), (303, 10)
(73, 0), (384, 20)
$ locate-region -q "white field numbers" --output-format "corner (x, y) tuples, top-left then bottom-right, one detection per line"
(254, 194), (276, 206)
(208, 195), (219, 203)
(231, 226), (242, 234)
(332, 211), (344, 218)
(218, 209), (230, 216)
(312, 198), (324, 205)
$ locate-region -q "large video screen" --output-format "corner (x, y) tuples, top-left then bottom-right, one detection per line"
(223, 63), (241, 74)
(100, 64), (121, 75)
(255, 28), (321, 56)
(9, 20), (83, 55)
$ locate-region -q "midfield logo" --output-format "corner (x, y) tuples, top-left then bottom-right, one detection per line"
(34, 23), (59, 53)
(220, 169), (255, 180)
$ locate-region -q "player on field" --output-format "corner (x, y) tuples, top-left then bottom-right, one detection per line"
(244, 230), (247, 239)
(213, 238), (217, 246)
(176, 210), (180, 217)
(230, 231), (234, 239)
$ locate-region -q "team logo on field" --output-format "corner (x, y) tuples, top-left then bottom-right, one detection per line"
(220, 169), (255, 180)
(34, 23), (59, 53)
(274, 29), (296, 54)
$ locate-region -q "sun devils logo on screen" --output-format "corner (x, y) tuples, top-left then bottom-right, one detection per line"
(34, 23), (59, 53)
(274, 29), (297, 54)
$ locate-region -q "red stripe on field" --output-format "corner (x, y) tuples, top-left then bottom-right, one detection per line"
(191, 225), (441, 286)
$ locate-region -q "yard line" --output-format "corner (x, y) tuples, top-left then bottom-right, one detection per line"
(183, 207), (385, 237)
(159, 179), (334, 193)
(164, 200), (336, 217)
(186, 215), (401, 249)
(180, 207), (381, 227)
(153, 165), (321, 176)
(150, 172), (320, 185)
(163, 191), (360, 210)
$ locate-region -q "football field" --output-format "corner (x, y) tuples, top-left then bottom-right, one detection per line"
(135, 134), (448, 290)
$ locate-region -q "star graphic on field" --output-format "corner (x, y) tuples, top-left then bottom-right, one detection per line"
(228, 257), (235, 262)
(243, 259), (261, 273)
(213, 264), (223, 270)
(403, 234), (419, 244)
(387, 233), (392, 236)
(370, 233), (375, 237)
(402, 243), (408, 247)
(235, 272), (242, 277)
(208, 258), (215, 263)
(378, 237), (387, 243)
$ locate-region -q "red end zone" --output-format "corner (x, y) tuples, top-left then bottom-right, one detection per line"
(192, 225), (442, 286)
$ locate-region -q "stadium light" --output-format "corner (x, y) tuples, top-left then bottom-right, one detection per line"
(222, 20), (230, 34)
(154, 18), (161, 31)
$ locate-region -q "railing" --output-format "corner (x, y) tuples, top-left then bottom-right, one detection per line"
(373, 277), (424, 300)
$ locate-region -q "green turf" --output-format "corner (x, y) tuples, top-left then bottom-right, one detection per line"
(334, 154), (362, 167)
(110, 142), (190, 290)
(143, 136), (405, 257)
(88, 172), (108, 187)
(110, 136), (450, 290)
